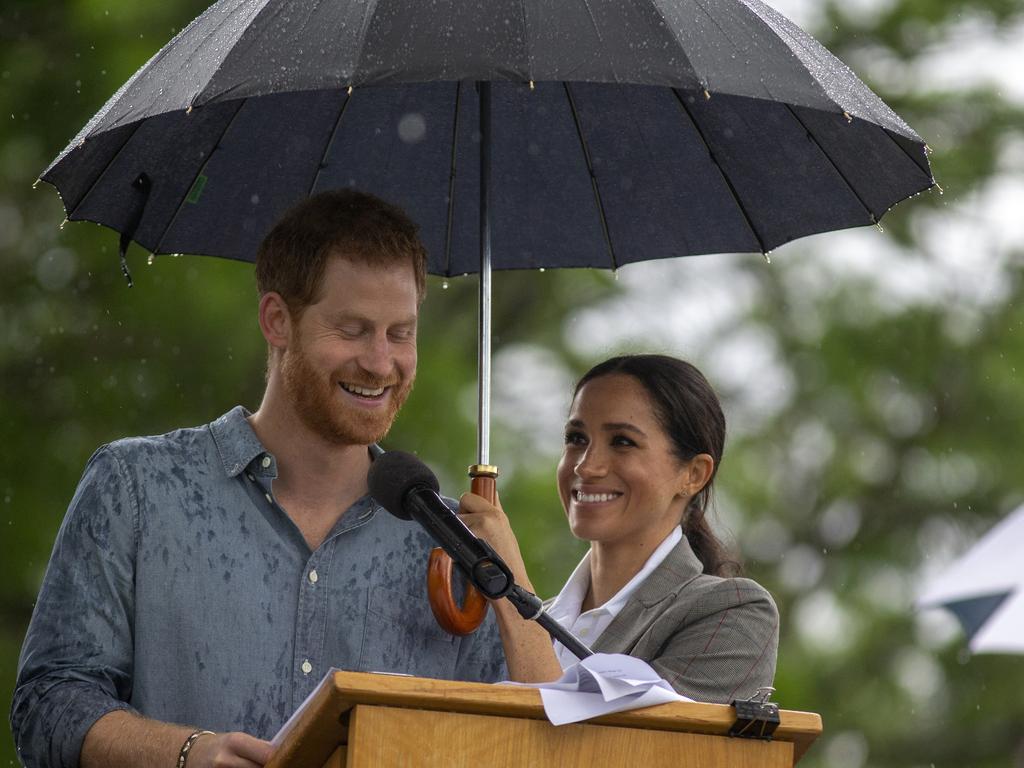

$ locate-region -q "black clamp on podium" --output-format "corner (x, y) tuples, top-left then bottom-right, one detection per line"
(729, 687), (781, 740)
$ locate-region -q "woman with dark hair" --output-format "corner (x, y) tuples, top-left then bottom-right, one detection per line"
(459, 354), (778, 703)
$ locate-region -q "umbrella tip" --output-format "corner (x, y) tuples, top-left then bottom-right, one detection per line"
(762, 252), (771, 265)
(32, 179), (41, 190)
(59, 218), (68, 230)
(529, 80), (535, 91)
(186, 104), (193, 115)
(703, 88), (711, 100)
(347, 85), (353, 95)
(934, 181), (945, 195)
(843, 111), (853, 123)
(441, 279), (449, 290)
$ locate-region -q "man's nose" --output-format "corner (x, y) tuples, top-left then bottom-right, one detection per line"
(359, 334), (394, 378)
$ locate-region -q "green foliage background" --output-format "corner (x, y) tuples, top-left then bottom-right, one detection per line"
(2, 0), (1023, 765)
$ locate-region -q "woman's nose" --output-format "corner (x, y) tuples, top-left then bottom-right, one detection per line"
(574, 446), (606, 478)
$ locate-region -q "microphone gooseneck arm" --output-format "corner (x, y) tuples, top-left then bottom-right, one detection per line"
(506, 585), (595, 661)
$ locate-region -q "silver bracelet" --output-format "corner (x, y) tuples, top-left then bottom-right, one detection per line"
(176, 729), (215, 768)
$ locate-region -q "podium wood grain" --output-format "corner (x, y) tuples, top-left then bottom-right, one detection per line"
(267, 671), (822, 768)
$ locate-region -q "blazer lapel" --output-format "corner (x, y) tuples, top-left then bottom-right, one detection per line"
(591, 536), (704, 654)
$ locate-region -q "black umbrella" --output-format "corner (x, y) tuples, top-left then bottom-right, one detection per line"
(44, 1), (933, 273)
(41, 0), (935, 632)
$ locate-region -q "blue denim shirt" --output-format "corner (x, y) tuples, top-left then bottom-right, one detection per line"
(11, 407), (505, 768)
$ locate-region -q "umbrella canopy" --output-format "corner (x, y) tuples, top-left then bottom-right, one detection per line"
(42, 0), (934, 276)
(917, 506), (1024, 655)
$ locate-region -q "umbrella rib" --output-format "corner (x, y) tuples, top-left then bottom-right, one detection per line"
(307, 88), (354, 195)
(443, 81), (462, 276)
(517, 0), (533, 75)
(671, 87), (766, 254)
(880, 123), (935, 180)
(563, 82), (618, 270)
(784, 104), (876, 222)
(65, 121), (147, 220)
(152, 98), (249, 255)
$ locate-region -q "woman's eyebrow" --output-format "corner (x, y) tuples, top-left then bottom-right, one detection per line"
(565, 418), (647, 437)
(602, 421), (647, 437)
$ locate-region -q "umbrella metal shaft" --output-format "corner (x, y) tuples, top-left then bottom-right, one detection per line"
(477, 81), (493, 468)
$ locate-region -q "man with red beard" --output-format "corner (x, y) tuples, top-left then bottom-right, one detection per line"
(12, 191), (505, 768)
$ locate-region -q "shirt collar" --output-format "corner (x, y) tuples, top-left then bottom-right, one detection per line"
(547, 526), (684, 623)
(209, 406), (266, 478)
(601, 526), (682, 617)
(208, 406), (385, 478)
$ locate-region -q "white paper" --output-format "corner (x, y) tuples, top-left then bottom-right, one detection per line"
(503, 653), (691, 725)
(271, 670), (336, 747)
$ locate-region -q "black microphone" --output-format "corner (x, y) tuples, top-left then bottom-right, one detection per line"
(367, 451), (514, 599)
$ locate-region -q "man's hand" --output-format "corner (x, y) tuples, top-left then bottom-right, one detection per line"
(81, 711), (274, 768)
(185, 731), (275, 768)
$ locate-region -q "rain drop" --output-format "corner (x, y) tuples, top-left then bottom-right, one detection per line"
(397, 113), (427, 144)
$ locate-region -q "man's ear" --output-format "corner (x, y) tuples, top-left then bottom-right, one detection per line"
(679, 454), (715, 498)
(258, 292), (293, 352)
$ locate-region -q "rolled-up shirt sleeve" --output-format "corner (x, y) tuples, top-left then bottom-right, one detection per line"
(11, 446), (139, 768)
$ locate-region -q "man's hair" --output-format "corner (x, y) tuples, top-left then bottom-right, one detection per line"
(255, 190), (428, 315)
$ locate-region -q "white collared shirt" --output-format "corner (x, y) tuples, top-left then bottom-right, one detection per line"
(547, 526), (683, 669)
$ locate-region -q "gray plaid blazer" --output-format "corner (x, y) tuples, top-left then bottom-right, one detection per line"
(589, 536), (779, 704)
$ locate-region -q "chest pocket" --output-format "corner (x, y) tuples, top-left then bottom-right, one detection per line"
(359, 584), (458, 679)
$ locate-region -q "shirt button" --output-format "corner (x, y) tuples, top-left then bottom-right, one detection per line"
(261, 455), (272, 468)
(301, 660), (312, 675)
(308, 569), (319, 584)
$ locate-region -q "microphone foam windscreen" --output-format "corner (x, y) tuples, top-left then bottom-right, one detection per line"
(367, 450), (441, 520)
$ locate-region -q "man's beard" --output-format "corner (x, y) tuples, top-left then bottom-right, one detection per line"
(280, 340), (413, 447)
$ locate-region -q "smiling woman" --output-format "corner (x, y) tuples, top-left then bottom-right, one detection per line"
(458, 354), (779, 704)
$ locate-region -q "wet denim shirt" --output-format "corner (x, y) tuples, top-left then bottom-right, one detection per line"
(11, 406), (505, 768)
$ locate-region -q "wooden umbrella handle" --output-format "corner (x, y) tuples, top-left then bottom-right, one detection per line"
(426, 466), (497, 636)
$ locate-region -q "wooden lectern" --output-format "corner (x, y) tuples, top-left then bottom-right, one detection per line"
(266, 671), (821, 768)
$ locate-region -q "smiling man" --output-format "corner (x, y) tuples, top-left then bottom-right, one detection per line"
(11, 191), (505, 768)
